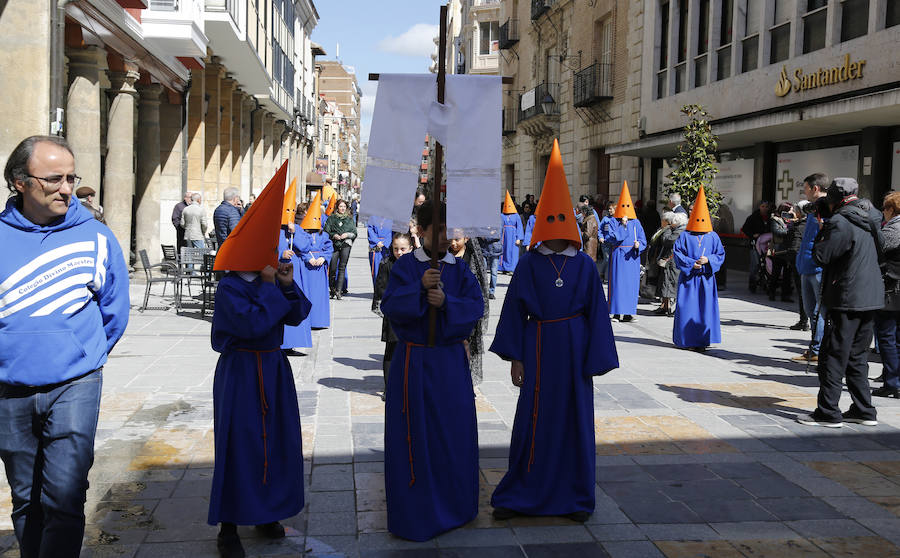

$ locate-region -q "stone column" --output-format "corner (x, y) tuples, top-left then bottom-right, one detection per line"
(105, 68), (140, 266)
(204, 59), (223, 209)
(159, 90), (185, 249)
(186, 67), (205, 198)
(240, 95), (254, 198)
(273, 120), (286, 172)
(66, 46), (104, 199)
(218, 76), (235, 194)
(263, 112), (275, 180)
(251, 108), (265, 194)
(231, 88), (243, 196)
(135, 83), (163, 268)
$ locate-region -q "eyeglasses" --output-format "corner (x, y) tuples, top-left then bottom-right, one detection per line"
(26, 174), (82, 189)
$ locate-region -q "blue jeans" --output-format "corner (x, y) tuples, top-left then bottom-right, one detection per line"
(0, 369), (102, 558)
(876, 311), (900, 390)
(801, 273), (825, 354)
(483, 255), (498, 295)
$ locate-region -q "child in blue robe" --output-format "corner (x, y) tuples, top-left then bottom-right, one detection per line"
(523, 214), (536, 248)
(605, 217), (646, 321)
(673, 230), (725, 349)
(208, 264), (311, 556)
(278, 222), (312, 352)
(368, 216), (393, 286)
(295, 215), (333, 330)
(373, 233), (414, 397)
(499, 211), (524, 272)
(380, 201), (485, 541)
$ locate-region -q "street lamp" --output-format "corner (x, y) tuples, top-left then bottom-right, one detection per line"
(541, 93), (555, 115)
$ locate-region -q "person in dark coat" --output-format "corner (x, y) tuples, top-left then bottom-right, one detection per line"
(872, 192), (900, 399)
(373, 233), (413, 398)
(797, 178), (884, 428)
(788, 202), (810, 331)
(172, 191), (192, 247)
(741, 201), (772, 293)
(655, 212), (686, 316)
(448, 234), (490, 385)
(478, 235), (503, 299)
(768, 202), (795, 302)
(213, 187), (243, 246)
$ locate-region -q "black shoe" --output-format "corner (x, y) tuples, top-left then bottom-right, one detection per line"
(489, 293), (496, 300)
(667, 309), (675, 317)
(872, 386), (900, 399)
(330, 292), (335, 299)
(217, 531), (245, 558)
(611, 315), (621, 321)
(335, 292), (342, 300)
(789, 320), (810, 331)
(342, 290), (349, 295)
(565, 511), (591, 523)
(841, 409), (878, 426)
(653, 306), (667, 315)
(255, 522), (286, 539)
(621, 315), (635, 323)
(797, 411), (843, 428)
(283, 349), (306, 357)
(492, 507), (518, 520)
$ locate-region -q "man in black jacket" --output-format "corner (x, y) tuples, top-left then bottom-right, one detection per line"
(741, 201), (771, 293)
(798, 178), (884, 428)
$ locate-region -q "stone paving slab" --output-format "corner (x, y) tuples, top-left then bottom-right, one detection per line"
(3, 230), (900, 556)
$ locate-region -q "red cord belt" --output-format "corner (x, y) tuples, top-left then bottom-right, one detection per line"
(527, 312), (583, 472)
(236, 348), (280, 485)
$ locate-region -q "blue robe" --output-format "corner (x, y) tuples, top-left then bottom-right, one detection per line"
(296, 229), (333, 329)
(490, 249), (618, 516)
(499, 213), (524, 272)
(523, 215), (536, 247)
(605, 219), (646, 315)
(367, 217), (393, 285)
(380, 250), (485, 541)
(278, 230), (312, 349)
(208, 274), (311, 526)
(673, 231), (725, 348)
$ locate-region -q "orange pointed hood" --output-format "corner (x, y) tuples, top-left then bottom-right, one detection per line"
(214, 160), (288, 272)
(613, 181), (637, 219)
(281, 177), (297, 225)
(322, 183), (337, 215)
(502, 190), (517, 214)
(300, 190), (324, 230)
(686, 186), (713, 233)
(529, 139), (581, 249)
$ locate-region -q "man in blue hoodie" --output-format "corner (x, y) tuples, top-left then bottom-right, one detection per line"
(792, 173), (829, 363)
(0, 136), (130, 557)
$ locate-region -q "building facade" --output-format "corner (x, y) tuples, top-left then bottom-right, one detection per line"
(0, 0), (323, 267)
(611, 0), (900, 236)
(316, 60), (362, 197)
(499, 0), (644, 206)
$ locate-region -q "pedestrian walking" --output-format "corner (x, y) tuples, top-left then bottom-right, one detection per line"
(605, 181), (646, 322)
(872, 191), (900, 399)
(278, 215), (313, 355)
(367, 215), (392, 286)
(491, 139), (618, 523)
(213, 187), (243, 246)
(672, 187), (726, 350)
(324, 199), (356, 299)
(797, 178), (883, 428)
(0, 135), (130, 557)
(295, 196), (333, 329)
(380, 200), (484, 541)
(208, 167), (311, 558)
(655, 211), (686, 316)
(181, 192), (209, 249)
(741, 201), (772, 293)
(792, 173), (830, 363)
(499, 191), (523, 273)
(172, 191), (192, 247)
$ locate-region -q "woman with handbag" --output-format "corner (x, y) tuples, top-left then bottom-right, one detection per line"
(872, 191), (900, 398)
(654, 212), (686, 316)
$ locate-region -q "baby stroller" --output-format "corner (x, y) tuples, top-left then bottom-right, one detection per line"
(752, 232), (774, 294)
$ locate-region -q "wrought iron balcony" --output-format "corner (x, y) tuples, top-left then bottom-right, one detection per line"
(573, 62), (613, 107)
(531, 0), (555, 20)
(499, 18), (519, 49)
(518, 82), (560, 123)
(502, 108), (517, 136)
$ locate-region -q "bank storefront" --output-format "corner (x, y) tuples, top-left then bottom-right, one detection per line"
(612, 3), (900, 270)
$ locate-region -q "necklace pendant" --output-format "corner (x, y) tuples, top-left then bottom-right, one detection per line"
(555, 278), (564, 288)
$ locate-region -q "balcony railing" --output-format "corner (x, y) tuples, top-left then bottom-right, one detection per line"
(502, 108), (517, 136)
(573, 62), (613, 107)
(149, 0), (178, 9)
(531, 0), (555, 20)
(518, 82), (560, 123)
(499, 19), (519, 49)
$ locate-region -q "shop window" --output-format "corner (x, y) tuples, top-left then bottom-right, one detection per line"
(770, 22), (791, 63)
(803, 0), (828, 53)
(841, 0), (869, 41)
(480, 21), (500, 55)
(717, 0), (734, 81)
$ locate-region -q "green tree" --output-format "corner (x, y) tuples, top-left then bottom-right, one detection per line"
(665, 104), (722, 217)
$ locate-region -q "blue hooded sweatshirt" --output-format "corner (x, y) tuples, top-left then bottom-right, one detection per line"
(0, 197), (130, 386)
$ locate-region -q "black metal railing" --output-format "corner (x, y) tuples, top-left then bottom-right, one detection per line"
(456, 62), (466, 75)
(531, 0), (555, 20)
(499, 18), (519, 49)
(573, 62), (613, 107)
(518, 82), (560, 123)
(502, 108), (517, 136)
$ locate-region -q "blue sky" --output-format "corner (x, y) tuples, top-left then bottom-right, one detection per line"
(311, 0), (447, 143)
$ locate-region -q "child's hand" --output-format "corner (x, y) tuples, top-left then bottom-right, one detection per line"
(510, 360), (524, 387)
(698, 256), (709, 265)
(260, 265), (277, 284)
(276, 261), (293, 287)
(421, 268), (441, 289)
(426, 287), (445, 308)
(282, 249), (295, 259)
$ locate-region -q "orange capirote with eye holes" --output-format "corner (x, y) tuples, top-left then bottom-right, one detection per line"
(613, 180), (637, 220)
(528, 138), (581, 250)
(686, 185), (713, 233)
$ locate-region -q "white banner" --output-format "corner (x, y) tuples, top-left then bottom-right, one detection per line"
(775, 145), (859, 203)
(712, 158), (755, 235)
(520, 89), (535, 111)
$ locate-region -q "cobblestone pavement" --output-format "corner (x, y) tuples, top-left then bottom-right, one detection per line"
(4, 230), (900, 557)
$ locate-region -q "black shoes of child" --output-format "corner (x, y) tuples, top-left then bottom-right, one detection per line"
(492, 507), (590, 523)
(255, 521), (286, 539)
(217, 522), (285, 558)
(872, 386), (900, 399)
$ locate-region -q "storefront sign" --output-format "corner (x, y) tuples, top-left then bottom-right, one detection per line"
(775, 54), (866, 97)
(775, 146), (859, 202)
